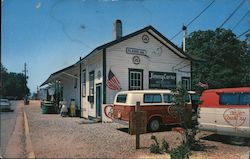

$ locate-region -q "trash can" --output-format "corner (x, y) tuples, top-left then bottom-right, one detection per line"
(41, 101), (56, 114)
(70, 99), (76, 117)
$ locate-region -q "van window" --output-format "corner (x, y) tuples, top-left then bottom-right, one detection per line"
(239, 93), (250, 105)
(116, 94), (127, 103)
(144, 94), (162, 103)
(220, 93), (239, 105)
(163, 94), (172, 103)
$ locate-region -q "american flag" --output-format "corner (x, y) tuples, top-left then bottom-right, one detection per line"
(106, 69), (121, 90)
(196, 81), (209, 89)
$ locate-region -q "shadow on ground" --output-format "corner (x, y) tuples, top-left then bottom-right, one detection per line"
(117, 125), (179, 134)
(201, 134), (250, 146)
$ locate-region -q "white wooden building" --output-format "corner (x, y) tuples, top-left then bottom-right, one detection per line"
(41, 20), (194, 120)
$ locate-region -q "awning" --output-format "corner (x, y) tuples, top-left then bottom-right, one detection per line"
(40, 64), (77, 87)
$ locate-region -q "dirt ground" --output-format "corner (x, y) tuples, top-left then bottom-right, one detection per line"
(25, 100), (249, 158)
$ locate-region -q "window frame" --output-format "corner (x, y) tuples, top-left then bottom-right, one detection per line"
(82, 70), (86, 97)
(116, 94), (127, 103)
(128, 68), (143, 90)
(181, 77), (191, 90)
(89, 71), (95, 96)
(163, 94), (172, 103)
(74, 74), (78, 88)
(143, 93), (162, 103)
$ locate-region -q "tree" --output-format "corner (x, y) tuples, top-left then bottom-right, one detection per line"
(0, 64), (30, 99)
(186, 28), (250, 89)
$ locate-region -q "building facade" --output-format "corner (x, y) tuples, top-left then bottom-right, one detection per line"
(41, 21), (193, 120)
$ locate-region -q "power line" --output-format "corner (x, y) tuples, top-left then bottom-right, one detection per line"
(236, 28), (249, 39)
(170, 0), (215, 40)
(219, 0), (245, 28)
(232, 11), (249, 31)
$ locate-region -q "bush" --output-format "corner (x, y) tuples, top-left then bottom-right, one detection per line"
(170, 144), (190, 159)
(162, 139), (170, 153)
(150, 143), (161, 154)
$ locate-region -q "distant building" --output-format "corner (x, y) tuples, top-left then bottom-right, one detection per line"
(41, 20), (194, 120)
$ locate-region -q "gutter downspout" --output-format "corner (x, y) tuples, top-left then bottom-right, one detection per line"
(79, 57), (82, 117)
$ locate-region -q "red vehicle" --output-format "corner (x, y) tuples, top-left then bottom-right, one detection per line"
(112, 90), (193, 131)
(198, 87), (250, 138)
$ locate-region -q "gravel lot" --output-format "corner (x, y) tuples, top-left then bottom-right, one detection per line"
(25, 100), (249, 158)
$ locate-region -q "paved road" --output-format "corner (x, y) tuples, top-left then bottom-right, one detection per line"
(0, 100), (26, 158)
(0, 101), (18, 157)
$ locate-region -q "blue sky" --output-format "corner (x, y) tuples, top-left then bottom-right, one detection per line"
(2, 0), (249, 93)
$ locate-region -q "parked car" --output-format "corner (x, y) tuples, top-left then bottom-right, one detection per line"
(198, 87), (250, 138)
(112, 90), (193, 131)
(0, 99), (14, 112)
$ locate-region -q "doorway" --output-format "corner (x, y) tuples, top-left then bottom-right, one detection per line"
(96, 84), (102, 118)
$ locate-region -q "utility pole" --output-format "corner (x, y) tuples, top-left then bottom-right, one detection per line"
(23, 63), (29, 104)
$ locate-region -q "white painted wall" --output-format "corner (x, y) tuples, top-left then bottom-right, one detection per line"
(81, 50), (103, 118)
(105, 31), (191, 104)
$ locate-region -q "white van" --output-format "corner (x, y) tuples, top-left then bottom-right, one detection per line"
(112, 90), (193, 131)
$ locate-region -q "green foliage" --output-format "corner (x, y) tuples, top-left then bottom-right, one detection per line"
(149, 135), (170, 154)
(162, 139), (170, 153)
(0, 64), (30, 99)
(170, 144), (190, 159)
(186, 28), (250, 89)
(149, 143), (161, 154)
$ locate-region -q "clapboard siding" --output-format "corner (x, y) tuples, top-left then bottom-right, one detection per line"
(81, 50), (103, 118)
(105, 32), (190, 104)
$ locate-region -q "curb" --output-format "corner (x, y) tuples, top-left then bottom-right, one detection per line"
(24, 109), (35, 158)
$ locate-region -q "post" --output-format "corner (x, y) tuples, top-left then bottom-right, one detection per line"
(135, 101), (140, 149)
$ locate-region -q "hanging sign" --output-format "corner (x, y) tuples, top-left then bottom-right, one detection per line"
(149, 71), (176, 89)
(126, 47), (147, 56)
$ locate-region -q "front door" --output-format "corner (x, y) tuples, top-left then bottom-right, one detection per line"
(96, 84), (102, 118)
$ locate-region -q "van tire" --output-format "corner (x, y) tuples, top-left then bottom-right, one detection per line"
(148, 118), (161, 132)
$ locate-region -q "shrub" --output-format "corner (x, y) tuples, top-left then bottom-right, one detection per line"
(162, 139), (170, 153)
(150, 143), (161, 154)
(170, 144), (190, 159)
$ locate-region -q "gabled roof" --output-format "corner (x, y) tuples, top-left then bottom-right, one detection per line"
(77, 25), (194, 64)
(41, 25), (195, 86)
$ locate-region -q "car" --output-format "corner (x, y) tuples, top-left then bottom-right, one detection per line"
(0, 99), (14, 112)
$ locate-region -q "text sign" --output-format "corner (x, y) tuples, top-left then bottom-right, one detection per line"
(149, 71), (176, 89)
(223, 108), (247, 128)
(129, 111), (147, 135)
(126, 47), (147, 56)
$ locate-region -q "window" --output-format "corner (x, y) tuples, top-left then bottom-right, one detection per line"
(129, 69), (143, 90)
(74, 75), (78, 88)
(220, 93), (239, 105)
(144, 94), (162, 103)
(82, 70), (86, 97)
(163, 94), (172, 103)
(89, 71), (94, 96)
(116, 94), (127, 103)
(182, 77), (190, 90)
(239, 93), (250, 105)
